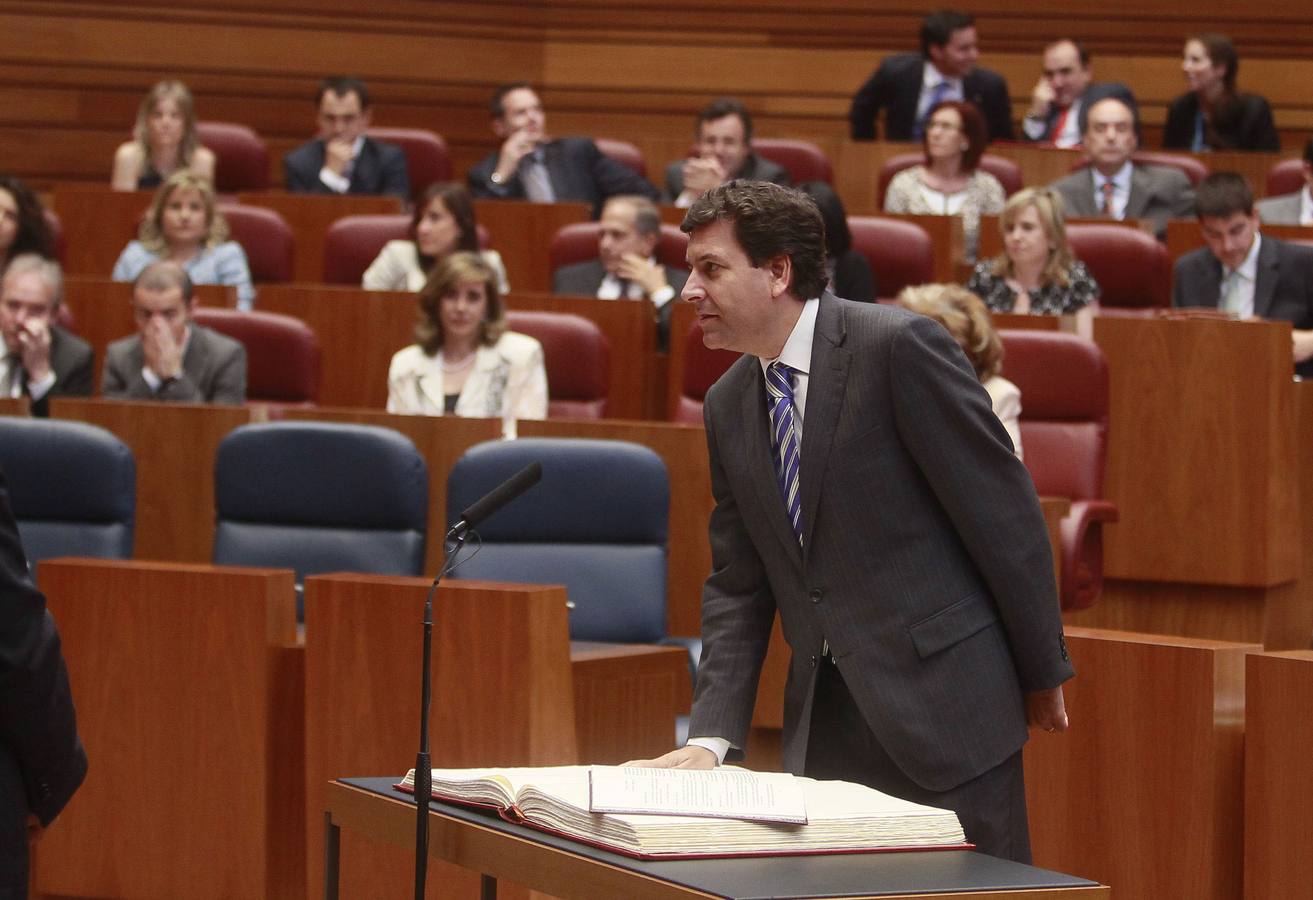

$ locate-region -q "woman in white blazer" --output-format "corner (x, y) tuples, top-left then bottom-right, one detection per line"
(387, 252), (546, 436)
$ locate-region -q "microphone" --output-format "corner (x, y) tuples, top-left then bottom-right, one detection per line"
(446, 461), (542, 539)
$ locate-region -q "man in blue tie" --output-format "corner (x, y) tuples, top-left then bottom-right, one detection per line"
(629, 181), (1072, 864)
(848, 9), (1014, 143)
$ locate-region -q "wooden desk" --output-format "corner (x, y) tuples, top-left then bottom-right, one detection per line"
(234, 191), (402, 282)
(473, 199), (592, 293)
(326, 778), (1108, 900)
(51, 185), (152, 275)
(34, 559), (304, 900)
(1244, 650), (1313, 899)
(1024, 627), (1254, 900)
(303, 574), (688, 900)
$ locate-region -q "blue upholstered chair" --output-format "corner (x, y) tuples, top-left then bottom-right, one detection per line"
(0, 417), (135, 564)
(447, 437), (700, 668)
(213, 422), (429, 611)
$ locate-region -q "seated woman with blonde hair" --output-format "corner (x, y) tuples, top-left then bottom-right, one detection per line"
(387, 252), (546, 437)
(897, 283), (1023, 459)
(111, 171), (254, 309)
(966, 187), (1099, 337)
(111, 80), (216, 191)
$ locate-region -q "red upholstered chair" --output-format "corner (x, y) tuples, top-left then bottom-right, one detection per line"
(595, 138), (648, 178)
(752, 138), (833, 185)
(366, 127), (451, 198)
(846, 216), (935, 300)
(506, 310), (610, 418)
(1068, 151), (1208, 186)
(195, 121), (270, 192)
(322, 214), (410, 284)
(220, 204), (294, 283)
(192, 308), (321, 405)
(999, 329), (1117, 610)
(668, 319), (740, 424)
(877, 152), (1023, 207)
(549, 222), (689, 273)
(1266, 158), (1305, 197)
(1066, 222), (1170, 308)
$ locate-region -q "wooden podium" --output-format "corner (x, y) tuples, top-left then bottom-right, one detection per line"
(1066, 315), (1308, 648)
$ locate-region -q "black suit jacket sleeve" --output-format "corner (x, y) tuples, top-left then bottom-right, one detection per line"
(849, 56), (914, 140)
(0, 468), (87, 827)
(965, 69), (1015, 142)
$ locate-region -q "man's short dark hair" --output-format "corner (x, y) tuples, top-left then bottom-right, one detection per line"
(1083, 94), (1141, 136)
(1195, 172), (1255, 220)
(681, 181), (828, 301)
(697, 98), (753, 142)
(920, 9), (974, 57)
(490, 82), (534, 119)
(317, 76), (370, 109)
(1048, 38), (1091, 67)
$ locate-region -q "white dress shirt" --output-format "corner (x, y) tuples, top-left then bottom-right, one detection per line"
(318, 135), (366, 194)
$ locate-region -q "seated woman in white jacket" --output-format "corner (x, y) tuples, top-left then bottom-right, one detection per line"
(896, 283), (1023, 460)
(363, 181), (509, 294)
(387, 252), (546, 436)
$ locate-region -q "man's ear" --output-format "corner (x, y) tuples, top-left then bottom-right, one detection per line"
(765, 254), (793, 299)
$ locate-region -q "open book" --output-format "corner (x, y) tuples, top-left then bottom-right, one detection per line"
(397, 765), (967, 859)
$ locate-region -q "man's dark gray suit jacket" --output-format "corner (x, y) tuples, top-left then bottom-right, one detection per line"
(101, 324), (247, 404)
(1049, 163), (1195, 238)
(28, 325), (93, 417)
(1173, 237), (1313, 378)
(282, 136), (410, 199)
(468, 137), (658, 216)
(688, 295), (1072, 792)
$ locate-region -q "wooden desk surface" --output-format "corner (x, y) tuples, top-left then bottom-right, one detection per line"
(327, 779), (1108, 900)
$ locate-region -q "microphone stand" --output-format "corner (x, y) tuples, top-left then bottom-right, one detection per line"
(414, 525), (469, 900)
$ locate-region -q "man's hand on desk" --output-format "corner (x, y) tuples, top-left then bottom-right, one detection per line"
(623, 745), (717, 769)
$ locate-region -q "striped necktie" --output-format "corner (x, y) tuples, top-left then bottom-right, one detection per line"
(765, 362), (803, 545)
(1100, 180), (1116, 217)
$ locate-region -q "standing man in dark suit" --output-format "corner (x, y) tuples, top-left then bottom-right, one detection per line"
(0, 255), (92, 418)
(552, 195), (688, 349)
(101, 261), (246, 404)
(663, 98), (791, 207)
(849, 9), (1014, 143)
(630, 182), (1072, 863)
(1020, 40), (1135, 149)
(0, 462), (87, 898)
(1049, 96), (1195, 239)
(468, 83), (658, 216)
(282, 77), (410, 200)
(1174, 172), (1313, 378)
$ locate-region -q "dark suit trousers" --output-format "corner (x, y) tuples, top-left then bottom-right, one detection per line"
(805, 659), (1032, 863)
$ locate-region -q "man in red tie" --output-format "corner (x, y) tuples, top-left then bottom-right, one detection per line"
(1021, 40), (1135, 149)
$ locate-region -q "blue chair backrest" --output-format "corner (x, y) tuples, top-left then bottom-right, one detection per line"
(213, 422), (428, 583)
(446, 438), (669, 644)
(0, 416), (135, 563)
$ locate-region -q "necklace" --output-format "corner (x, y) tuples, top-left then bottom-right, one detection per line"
(440, 353), (476, 374)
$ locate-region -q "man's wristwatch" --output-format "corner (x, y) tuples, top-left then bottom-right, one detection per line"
(490, 170), (506, 185)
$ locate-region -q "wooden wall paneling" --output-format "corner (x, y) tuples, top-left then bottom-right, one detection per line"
(51, 186), (153, 276)
(1243, 650), (1313, 899)
(517, 418), (713, 639)
(1024, 627), (1254, 900)
(473, 199), (591, 293)
(1092, 315), (1297, 587)
(569, 641), (687, 763)
(47, 398), (257, 562)
(273, 407), (502, 572)
(302, 574), (577, 900)
(34, 559), (302, 899)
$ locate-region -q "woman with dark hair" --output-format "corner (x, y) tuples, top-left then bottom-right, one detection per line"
(362, 182), (509, 293)
(797, 181), (876, 302)
(111, 80), (216, 191)
(386, 251), (545, 436)
(1164, 34), (1279, 152)
(0, 176), (55, 267)
(883, 99), (1005, 261)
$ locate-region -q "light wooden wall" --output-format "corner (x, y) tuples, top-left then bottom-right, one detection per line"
(1, 1), (1310, 189)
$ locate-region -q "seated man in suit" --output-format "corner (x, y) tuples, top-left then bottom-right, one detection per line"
(0, 254), (92, 417)
(664, 98), (791, 208)
(552, 195), (688, 350)
(849, 8), (1013, 143)
(1021, 40), (1135, 149)
(1257, 138), (1313, 227)
(283, 76), (410, 199)
(102, 261), (246, 404)
(468, 82), (658, 215)
(1049, 96), (1195, 239)
(1174, 172), (1313, 378)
